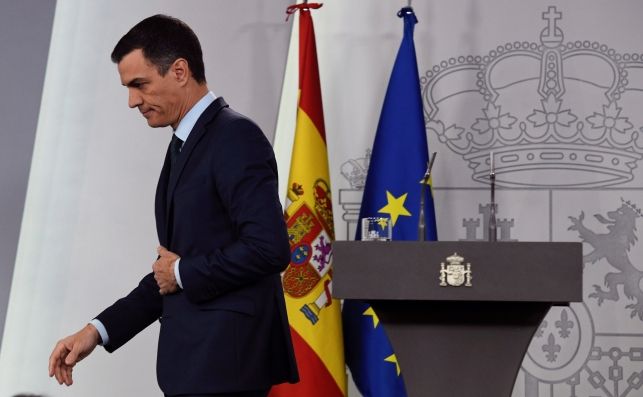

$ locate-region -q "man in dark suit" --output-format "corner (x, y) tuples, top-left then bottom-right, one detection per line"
(48, 15), (298, 397)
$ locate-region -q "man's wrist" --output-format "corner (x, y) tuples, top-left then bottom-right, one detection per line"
(88, 319), (109, 345)
(85, 323), (102, 345)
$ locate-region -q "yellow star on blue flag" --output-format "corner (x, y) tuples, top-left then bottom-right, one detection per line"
(378, 191), (411, 226)
(384, 354), (401, 376)
(362, 306), (380, 328)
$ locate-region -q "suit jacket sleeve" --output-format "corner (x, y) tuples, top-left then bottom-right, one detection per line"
(178, 117), (290, 303)
(94, 272), (162, 352)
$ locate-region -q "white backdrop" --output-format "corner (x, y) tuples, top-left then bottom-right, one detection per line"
(3, 1), (643, 397)
(0, 1), (291, 396)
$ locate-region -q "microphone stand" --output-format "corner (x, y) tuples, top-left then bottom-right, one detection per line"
(418, 152), (437, 241)
(488, 151), (497, 242)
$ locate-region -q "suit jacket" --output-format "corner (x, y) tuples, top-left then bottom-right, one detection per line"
(96, 97), (298, 395)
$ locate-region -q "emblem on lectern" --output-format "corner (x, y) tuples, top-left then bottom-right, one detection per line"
(439, 253), (472, 287)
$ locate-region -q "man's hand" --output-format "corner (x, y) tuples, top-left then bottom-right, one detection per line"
(48, 324), (100, 386)
(153, 246), (179, 295)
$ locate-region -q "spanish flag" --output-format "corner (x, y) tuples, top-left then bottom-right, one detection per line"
(269, 3), (347, 397)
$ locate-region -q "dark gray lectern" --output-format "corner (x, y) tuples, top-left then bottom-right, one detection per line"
(333, 241), (582, 397)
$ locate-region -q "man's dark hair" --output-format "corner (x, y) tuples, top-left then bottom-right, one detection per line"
(111, 14), (206, 84)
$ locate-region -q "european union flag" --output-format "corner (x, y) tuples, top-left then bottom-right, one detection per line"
(343, 7), (437, 396)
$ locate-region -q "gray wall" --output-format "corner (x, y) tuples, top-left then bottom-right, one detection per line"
(0, 0), (56, 347)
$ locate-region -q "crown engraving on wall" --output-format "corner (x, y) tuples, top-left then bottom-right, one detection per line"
(423, 6), (643, 188)
(340, 149), (371, 189)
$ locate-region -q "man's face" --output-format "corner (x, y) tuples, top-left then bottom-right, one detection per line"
(118, 49), (182, 129)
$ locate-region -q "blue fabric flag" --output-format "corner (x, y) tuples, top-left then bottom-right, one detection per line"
(343, 7), (437, 397)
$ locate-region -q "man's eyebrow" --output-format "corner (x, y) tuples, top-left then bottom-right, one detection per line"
(123, 78), (145, 87)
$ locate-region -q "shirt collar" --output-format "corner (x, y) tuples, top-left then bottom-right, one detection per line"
(173, 91), (216, 142)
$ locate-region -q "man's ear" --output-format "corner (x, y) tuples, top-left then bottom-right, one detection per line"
(172, 58), (190, 85)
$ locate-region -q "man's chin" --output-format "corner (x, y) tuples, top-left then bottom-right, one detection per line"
(145, 119), (169, 128)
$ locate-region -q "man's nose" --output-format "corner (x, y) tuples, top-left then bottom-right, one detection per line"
(128, 90), (142, 108)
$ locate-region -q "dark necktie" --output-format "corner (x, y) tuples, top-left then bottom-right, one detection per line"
(170, 135), (183, 168)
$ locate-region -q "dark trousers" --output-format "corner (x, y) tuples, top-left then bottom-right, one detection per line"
(164, 389), (269, 397)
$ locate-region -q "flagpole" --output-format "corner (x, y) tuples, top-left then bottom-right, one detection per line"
(418, 152), (436, 241)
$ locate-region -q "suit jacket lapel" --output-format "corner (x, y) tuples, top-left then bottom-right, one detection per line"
(164, 97), (229, 240)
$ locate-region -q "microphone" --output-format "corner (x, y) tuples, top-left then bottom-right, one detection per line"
(418, 152), (437, 241)
(488, 151), (497, 242)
